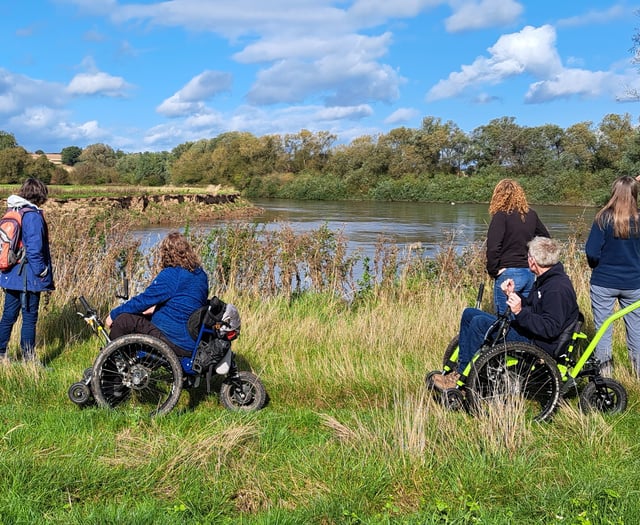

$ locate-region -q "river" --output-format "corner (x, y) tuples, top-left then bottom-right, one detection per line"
(134, 198), (596, 258)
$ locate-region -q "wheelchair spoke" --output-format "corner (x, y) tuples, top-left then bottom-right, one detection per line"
(92, 334), (183, 416)
(467, 342), (562, 421)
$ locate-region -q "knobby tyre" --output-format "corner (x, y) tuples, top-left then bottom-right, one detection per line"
(91, 334), (183, 417)
(220, 371), (267, 411)
(578, 378), (627, 414)
(68, 382), (92, 406)
(465, 341), (562, 422)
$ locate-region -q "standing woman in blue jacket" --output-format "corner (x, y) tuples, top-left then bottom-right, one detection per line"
(585, 175), (640, 377)
(106, 231), (208, 356)
(0, 178), (54, 362)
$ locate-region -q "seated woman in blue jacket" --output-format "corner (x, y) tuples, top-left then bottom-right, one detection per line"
(106, 232), (208, 356)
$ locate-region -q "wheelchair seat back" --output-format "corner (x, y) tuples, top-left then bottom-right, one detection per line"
(552, 311), (584, 360)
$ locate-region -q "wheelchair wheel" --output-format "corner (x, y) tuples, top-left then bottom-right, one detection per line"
(68, 382), (92, 406)
(441, 388), (465, 411)
(220, 371), (267, 411)
(425, 370), (441, 390)
(578, 378), (627, 414)
(91, 334), (183, 417)
(442, 335), (459, 368)
(465, 341), (562, 422)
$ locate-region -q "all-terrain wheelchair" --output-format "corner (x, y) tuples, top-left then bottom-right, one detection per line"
(68, 292), (267, 416)
(425, 286), (629, 422)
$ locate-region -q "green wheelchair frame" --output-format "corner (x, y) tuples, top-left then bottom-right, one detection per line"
(426, 288), (631, 421)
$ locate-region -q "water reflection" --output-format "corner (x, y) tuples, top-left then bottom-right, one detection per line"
(134, 198), (595, 259)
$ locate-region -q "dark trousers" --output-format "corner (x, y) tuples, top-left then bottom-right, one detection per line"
(109, 313), (191, 356)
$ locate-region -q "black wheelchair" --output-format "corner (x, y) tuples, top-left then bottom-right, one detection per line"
(68, 294), (267, 416)
(425, 286), (628, 422)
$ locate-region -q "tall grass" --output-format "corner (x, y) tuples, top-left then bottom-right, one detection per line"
(0, 213), (638, 523)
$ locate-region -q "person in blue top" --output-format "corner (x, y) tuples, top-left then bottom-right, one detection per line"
(106, 231), (208, 356)
(585, 175), (640, 377)
(0, 178), (55, 362)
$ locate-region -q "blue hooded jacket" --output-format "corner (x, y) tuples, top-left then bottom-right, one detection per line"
(110, 266), (209, 352)
(0, 195), (54, 293)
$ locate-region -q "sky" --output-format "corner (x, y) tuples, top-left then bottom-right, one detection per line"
(2, 0), (640, 154)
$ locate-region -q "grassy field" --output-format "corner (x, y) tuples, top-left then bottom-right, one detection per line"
(0, 210), (638, 524)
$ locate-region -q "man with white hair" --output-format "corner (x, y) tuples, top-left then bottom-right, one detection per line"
(433, 236), (579, 390)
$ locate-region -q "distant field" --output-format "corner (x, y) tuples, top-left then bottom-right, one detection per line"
(0, 184), (236, 200)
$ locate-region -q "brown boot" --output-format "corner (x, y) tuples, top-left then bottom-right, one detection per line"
(432, 372), (460, 391)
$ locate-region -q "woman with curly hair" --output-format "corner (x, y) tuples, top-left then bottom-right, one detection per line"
(486, 179), (549, 315)
(106, 232), (208, 356)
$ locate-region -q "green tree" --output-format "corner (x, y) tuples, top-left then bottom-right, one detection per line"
(24, 154), (54, 183)
(73, 143), (119, 184)
(0, 131), (18, 151)
(282, 130), (336, 173)
(116, 151), (170, 186)
(378, 127), (424, 179)
(0, 147), (29, 183)
(561, 121), (597, 170)
(467, 117), (524, 173)
(594, 113), (635, 170)
(61, 146), (83, 166)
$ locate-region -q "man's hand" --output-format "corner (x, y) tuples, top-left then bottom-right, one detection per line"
(500, 278), (515, 296)
(105, 315), (113, 328)
(506, 292), (522, 315)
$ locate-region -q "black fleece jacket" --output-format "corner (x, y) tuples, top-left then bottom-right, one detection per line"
(511, 262), (579, 355)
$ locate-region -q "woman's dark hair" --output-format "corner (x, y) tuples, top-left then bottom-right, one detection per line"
(159, 232), (201, 272)
(19, 178), (49, 206)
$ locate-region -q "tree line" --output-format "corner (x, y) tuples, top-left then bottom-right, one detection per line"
(1, 112), (639, 205)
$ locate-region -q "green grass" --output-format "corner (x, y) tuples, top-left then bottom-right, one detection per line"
(0, 212), (637, 523)
(1, 286), (639, 524)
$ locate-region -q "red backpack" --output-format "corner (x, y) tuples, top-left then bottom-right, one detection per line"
(0, 207), (33, 271)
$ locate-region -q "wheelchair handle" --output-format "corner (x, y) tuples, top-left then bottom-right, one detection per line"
(78, 295), (94, 315)
(475, 283), (484, 309)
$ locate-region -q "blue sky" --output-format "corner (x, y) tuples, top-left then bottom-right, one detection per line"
(2, 0), (640, 153)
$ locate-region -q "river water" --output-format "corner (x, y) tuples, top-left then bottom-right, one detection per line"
(134, 198), (596, 258)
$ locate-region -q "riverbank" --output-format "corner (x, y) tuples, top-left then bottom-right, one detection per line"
(37, 186), (261, 227)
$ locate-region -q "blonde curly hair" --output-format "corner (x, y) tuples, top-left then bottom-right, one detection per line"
(488, 179), (529, 220)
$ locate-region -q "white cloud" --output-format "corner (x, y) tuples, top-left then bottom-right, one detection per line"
(0, 69), (67, 115)
(178, 71), (233, 101)
(557, 4), (630, 27)
(316, 105), (373, 120)
(156, 70), (233, 117)
(67, 72), (131, 96)
(525, 69), (625, 103)
(445, 0), (523, 32)
(427, 25), (561, 100)
(384, 107), (419, 124)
